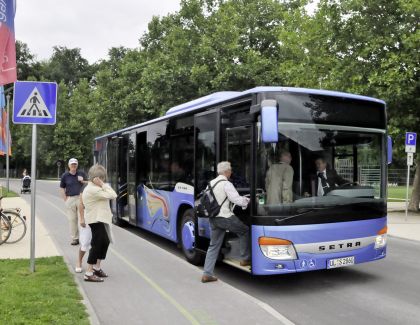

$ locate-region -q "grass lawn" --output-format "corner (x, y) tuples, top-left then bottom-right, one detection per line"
(0, 186), (18, 198)
(0, 256), (89, 325)
(388, 186), (412, 201)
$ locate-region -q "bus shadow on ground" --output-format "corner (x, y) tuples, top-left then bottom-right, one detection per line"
(217, 261), (382, 294)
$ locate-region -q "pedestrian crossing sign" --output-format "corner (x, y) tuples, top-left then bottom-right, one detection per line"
(13, 81), (58, 125)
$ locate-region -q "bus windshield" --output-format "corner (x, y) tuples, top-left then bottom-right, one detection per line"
(256, 123), (386, 225)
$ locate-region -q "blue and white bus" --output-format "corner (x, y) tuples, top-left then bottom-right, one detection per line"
(94, 87), (389, 275)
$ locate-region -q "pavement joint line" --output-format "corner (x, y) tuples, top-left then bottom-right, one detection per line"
(36, 194), (101, 325)
(110, 247), (201, 325)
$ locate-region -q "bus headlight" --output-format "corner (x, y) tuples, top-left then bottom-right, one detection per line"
(374, 226), (387, 249)
(258, 237), (297, 260)
(375, 234), (387, 249)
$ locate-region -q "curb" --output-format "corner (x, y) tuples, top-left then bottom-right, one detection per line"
(388, 234), (420, 243)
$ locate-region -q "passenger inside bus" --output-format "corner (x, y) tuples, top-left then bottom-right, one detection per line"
(265, 151), (294, 204)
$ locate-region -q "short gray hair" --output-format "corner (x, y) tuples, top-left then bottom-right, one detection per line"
(88, 164), (107, 181)
(217, 161), (231, 174)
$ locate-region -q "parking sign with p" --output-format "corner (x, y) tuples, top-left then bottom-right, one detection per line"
(405, 132), (417, 153)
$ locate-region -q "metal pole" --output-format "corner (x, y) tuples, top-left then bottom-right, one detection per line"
(405, 165), (410, 220)
(30, 124), (37, 272)
(6, 94), (10, 192)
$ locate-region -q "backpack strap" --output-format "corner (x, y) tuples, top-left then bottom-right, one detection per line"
(209, 179), (228, 207)
(210, 179), (227, 190)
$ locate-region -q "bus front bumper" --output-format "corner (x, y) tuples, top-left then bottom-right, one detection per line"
(250, 217), (387, 275)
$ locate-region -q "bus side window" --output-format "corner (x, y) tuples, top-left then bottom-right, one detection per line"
(147, 121), (170, 189)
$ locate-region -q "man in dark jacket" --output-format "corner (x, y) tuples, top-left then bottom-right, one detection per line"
(309, 157), (347, 196)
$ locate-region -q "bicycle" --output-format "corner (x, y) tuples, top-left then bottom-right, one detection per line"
(0, 197), (27, 244)
(0, 211), (12, 245)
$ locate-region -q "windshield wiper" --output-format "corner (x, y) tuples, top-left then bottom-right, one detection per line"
(274, 207), (330, 225)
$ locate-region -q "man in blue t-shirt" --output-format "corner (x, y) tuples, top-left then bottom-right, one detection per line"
(60, 158), (87, 245)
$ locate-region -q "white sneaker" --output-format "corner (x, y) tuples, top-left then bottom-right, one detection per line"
(75, 267), (82, 273)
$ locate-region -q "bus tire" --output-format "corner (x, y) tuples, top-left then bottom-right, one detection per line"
(180, 209), (204, 265)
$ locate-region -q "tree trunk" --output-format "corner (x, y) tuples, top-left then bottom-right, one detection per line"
(408, 156), (420, 211)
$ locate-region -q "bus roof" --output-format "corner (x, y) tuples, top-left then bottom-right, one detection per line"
(95, 86), (386, 140)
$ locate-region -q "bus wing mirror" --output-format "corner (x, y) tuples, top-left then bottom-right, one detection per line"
(261, 100), (278, 143)
(387, 136), (392, 164)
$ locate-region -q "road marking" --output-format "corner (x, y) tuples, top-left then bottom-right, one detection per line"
(218, 279), (296, 325)
(110, 248), (201, 325)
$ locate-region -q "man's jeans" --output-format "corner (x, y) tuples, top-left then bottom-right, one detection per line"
(203, 215), (250, 276)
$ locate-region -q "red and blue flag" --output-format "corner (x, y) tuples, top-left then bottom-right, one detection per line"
(0, 85), (11, 156)
(0, 0), (17, 86)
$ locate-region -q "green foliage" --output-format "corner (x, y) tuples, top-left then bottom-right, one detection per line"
(0, 187), (18, 197)
(388, 186), (412, 201)
(41, 46), (94, 86)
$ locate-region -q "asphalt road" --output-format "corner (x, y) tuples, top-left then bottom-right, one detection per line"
(11, 179), (420, 325)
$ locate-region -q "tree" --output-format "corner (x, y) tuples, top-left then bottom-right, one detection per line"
(309, 0), (419, 209)
(15, 41), (42, 81)
(9, 0), (419, 188)
(38, 80), (95, 171)
(41, 46), (94, 86)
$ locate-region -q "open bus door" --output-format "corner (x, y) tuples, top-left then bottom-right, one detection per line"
(117, 135), (129, 223)
(192, 110), (219, 256)
(127, 132), (137, 225)
(115, 133), (137, 225)
(218, 101), (254, 270)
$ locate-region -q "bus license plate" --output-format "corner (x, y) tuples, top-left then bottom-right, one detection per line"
(327, 256), (355, 269)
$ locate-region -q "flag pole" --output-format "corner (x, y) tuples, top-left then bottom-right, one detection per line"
(6, 93), (10, 192)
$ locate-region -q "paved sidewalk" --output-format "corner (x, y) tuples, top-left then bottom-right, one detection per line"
(0, 196), (59, 259)
(387, 202), (420, 242)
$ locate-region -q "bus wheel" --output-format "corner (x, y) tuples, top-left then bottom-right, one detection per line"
(180, 209), (204, 265)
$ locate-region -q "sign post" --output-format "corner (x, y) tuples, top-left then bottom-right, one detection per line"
(405, 132), (417, 219)
(13, 81), (57, 272)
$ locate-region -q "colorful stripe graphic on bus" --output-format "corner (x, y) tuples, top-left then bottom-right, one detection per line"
(143, 185), (170, 221)
(137, 183), (195, 242)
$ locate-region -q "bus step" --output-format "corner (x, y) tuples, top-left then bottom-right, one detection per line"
(222, 258), (251, 273)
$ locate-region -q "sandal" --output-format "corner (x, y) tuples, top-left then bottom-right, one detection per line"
(93, 269), (108, 278)
(84, 274), (104, 282)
